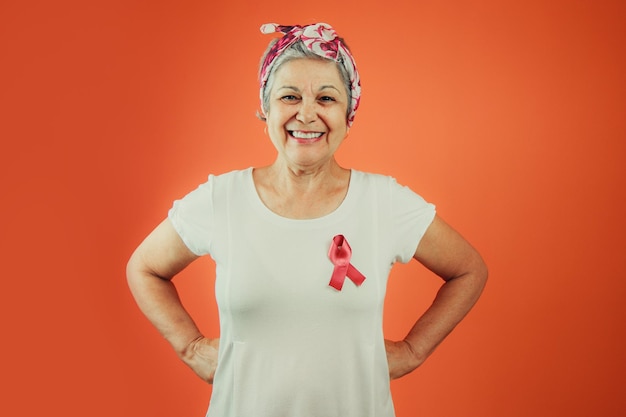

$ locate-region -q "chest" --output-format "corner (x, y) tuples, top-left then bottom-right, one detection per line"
(258, 187), (349, 219)
(213, 222), (387, 342)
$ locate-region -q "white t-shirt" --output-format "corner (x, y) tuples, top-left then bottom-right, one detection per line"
(169, 168), (436, 417)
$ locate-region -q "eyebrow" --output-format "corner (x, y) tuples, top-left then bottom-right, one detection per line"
(277, 85), (341, 93)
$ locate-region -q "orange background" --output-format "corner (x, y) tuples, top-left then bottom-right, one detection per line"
(1, 0), (625, 416)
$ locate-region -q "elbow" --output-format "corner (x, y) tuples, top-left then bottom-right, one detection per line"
(476, 251), (488, 280)
(126, 250), (150, 296)
(126, 252), (141, 293)
(456, 252), (488, 297)
(473, 255), (489, 295)
(480, 262), (488, 291)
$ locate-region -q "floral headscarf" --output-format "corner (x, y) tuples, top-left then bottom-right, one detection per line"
(259, 23), (361, 127)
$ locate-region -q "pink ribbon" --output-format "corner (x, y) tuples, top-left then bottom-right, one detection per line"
(327, 235), (366, 291)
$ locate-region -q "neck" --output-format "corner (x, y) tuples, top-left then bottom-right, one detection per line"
(253, 157), (351, 219)
(268, 157), (346, 193)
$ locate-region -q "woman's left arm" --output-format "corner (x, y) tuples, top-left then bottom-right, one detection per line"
(385, 215), (488, 379)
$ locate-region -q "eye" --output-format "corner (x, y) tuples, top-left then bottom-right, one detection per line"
(280, 95), (300, 102)
(319, 96), (336, 102)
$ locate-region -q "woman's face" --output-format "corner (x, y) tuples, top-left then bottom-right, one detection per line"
(265, 58), (350, 172)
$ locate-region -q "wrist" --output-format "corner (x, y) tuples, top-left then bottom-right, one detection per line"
(175, 333), (204, 361)
(403, 339), (427, 369)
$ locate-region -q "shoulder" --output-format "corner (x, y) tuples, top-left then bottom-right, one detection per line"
(192, 167), (253, 194)
(351, 169), (393, 185)
(209, 167), (253, 183)
(172, 167), (252, 209)
(352, 169), (434, 209)
(351, 169), (411, 192)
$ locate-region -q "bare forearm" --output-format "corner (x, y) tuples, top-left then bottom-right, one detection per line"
(127, 267), (202, 357)
(126, 219), (219, 382)
(385, 215), (488, 379)
(405, 270), (486, 367)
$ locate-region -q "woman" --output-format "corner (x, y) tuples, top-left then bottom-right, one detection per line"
(127, 22), (487, 417)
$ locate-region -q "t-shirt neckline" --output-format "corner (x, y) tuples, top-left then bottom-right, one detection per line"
(245, 167), (358, 225)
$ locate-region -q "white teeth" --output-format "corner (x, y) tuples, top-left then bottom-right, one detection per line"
(291, 131), (323, 139)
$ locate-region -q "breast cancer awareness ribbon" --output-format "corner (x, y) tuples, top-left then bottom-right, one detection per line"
(327, 235), (366, 291)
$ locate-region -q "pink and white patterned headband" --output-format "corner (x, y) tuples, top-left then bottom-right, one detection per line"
(259, 22), (361, 127)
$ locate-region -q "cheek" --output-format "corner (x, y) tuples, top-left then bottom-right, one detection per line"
(265, 111), (280, 129)
(267, 105), (294, 123)
(322, 110), (349, 131)
(266, 113), (288, 138)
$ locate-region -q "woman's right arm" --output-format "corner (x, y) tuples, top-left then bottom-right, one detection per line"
(126, 218), (219, 383)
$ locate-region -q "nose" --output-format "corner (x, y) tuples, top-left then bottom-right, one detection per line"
(296, 99), (317, 124)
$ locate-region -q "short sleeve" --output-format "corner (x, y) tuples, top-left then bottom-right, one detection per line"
(390, 179), (436, 263)
(167, 176), (215, 256)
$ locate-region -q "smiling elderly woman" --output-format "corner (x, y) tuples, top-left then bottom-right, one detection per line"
(126, 22), (487, 417)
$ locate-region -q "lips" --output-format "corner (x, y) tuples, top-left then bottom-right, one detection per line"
(289, 130), (324, 140)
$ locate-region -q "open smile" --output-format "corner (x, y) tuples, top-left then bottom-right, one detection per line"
(288, 130), (325, 140)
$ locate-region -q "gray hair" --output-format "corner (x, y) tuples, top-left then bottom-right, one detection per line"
(257, 39), (353, 122)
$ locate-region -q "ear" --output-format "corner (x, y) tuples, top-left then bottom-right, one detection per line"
(256, 109), (267, 122)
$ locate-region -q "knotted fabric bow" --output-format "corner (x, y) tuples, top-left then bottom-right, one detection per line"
(327, 235), (366, 291)
(259, 22), (361, 127)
